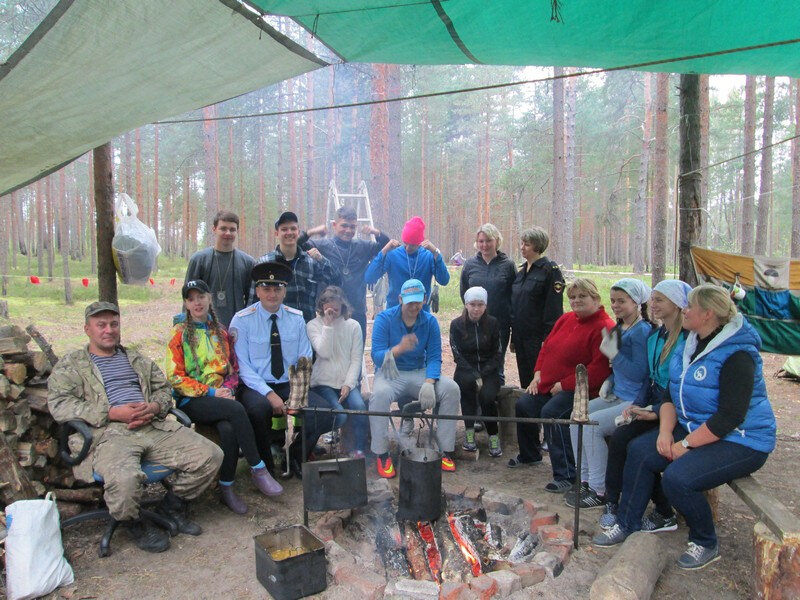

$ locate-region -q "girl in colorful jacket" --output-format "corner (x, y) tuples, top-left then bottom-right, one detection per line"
(166, 279), (283, 515)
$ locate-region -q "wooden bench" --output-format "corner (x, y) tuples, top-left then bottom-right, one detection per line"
(726, 476), (800, 599)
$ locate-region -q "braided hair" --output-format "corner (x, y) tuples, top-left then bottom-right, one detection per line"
(182, 298), (231, 376)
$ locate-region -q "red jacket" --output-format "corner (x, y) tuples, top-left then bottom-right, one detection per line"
(534, 308), (615, 396)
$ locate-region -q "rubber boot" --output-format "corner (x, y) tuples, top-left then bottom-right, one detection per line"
(220, 486), (247, 514)
(252, 466), (283, 496)
(158, 490), (202, 536)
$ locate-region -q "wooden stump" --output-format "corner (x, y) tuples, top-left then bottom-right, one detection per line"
(753, 521), (800, 599)
(590, 532), (667, 600)
(496, 388), (518, 447)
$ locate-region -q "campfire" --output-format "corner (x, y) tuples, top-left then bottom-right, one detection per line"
(315, 478), (572, 591)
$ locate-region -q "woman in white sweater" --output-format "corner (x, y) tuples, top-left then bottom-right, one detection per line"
(307, 286), (368, 457)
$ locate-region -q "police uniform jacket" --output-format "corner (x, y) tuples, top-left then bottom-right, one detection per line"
(511, 256), (564, 344)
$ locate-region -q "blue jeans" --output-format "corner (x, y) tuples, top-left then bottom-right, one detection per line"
(619, 426), (769, 548)
(515, 391), (575, 480)
(311, 385), (368, 453)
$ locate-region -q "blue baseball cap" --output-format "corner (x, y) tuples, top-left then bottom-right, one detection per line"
(400, 279), (426, 304)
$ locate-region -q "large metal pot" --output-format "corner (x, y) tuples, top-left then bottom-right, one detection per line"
(302, 456), (367, 511)
(395, 402), (442, 521)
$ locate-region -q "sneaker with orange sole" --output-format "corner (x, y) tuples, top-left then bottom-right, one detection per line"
(376, 456), (396, 479)
(441, 456), (456, 472)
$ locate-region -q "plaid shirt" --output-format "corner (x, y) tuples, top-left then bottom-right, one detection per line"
(254, 246), (339, 322)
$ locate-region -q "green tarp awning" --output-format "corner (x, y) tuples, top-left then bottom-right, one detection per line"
(0, 0), (327, 196)
(257, 0), (800, 74)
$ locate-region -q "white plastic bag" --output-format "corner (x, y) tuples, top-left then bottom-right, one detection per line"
(5, 492), (74, 600)
(112, 193), (161, 284)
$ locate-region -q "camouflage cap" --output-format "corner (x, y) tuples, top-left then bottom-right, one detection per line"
(85, 301), (120, 320)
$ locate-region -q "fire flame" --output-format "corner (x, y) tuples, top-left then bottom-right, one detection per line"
(416, 521), (442, 583)
(447, 514), (482, 577)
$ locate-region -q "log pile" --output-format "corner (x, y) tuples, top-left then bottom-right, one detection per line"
(0, 323), (97, 519)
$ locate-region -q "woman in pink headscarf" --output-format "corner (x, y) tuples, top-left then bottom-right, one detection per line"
(364, 216), (450, 312)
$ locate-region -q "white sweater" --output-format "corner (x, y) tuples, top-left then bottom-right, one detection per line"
(306, 316), (363, 390)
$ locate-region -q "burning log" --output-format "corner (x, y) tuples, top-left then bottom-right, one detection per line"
(372, 507), (410, 580)
(434, 512), (470, 582)
(448, 514), (483, 577)
(417, 521), (442, 583)
(403, 524), (433, 581)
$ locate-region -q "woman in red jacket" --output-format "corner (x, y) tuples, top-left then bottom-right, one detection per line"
(509, 278), (615, 493)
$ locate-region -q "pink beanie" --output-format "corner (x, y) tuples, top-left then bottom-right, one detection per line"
(401, 216), (426, 245)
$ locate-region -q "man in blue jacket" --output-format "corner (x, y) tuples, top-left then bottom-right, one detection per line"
(369, 279), (461, 477)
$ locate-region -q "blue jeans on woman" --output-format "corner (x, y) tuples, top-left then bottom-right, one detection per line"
(515, 391), (576, 481)
(311, 385), (368, 453)
(618, 426), (769, 548)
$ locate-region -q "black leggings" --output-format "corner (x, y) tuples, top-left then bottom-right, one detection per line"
(454, 369), (501, 435)
(605, 419), (672, 516)
(180, 395), (262, 482)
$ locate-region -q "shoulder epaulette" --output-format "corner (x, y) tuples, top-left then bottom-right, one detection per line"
(234, 304), (258, 318)
(284, 305), (303, 316)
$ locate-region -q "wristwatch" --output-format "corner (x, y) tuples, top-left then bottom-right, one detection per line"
(680, 438), (692, 449)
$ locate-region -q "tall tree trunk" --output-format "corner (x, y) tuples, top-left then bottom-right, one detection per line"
(202, 106), (219, 246)
(651, 73), (670, 285)
(88, 156), (97, 274)
(258, 118), (266, 255)
(94, 144), (117, 304)
(36, 180), (44, 276)
(182, 171), (191, 258)
(698, 75), (710, 247)
(741, 76), (757, 254)
(228, 123), (235, 207)
(46, 175), (55, 281)
(0, 195), (8, 295)
(58, 171), (73, 304)
(10, 191), (19, 269)
(755, 76), (775, 256)
(792, 78), (800, 258)
(550, 67), (566, 265)
(123, 131), (133, 195)
(288, 78), (298, 212)
(276, 87), (284, 210)
(633, 73), (653, 273)
(135, 127), (142, 207)
(153, 124), (160, 242)
(563, 72), (577, 270)
(387, 65), (404, 232)
(306, 66), (315, 224)
(484, 106), (491, 222)
(678, 74), (701, 286)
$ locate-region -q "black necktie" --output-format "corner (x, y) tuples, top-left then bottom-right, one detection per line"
(270, 314), (284, 380)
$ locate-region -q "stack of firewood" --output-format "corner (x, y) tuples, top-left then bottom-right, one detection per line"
(0, 323), (101, 520)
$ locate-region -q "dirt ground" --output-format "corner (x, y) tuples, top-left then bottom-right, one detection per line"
(13, 296), (800, 599)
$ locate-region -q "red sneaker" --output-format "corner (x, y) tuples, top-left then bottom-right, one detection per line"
(441, 456), (456, 472)
(377, 456), (396, 479)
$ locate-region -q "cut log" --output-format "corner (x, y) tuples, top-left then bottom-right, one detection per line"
(57, 500), (83, 520)
(496, 386), (522, 447)
(11, 398), (31, 435)
(590, 532), (667, 600)
(31, 351), (51, 375)
(753, 521), (800, 599)
(0, 433), (37, 503)
(15, 442), (37, 467)
(0, 410), (15, 432)
(0, 338), (29, 355)
(8, 384), (24, 400)
(34, 437), (58, 459)
(3, 363), (27, 385)
(0, 376), (10, 399)
(23, 387), (49, 413)
(24, 325), (58, 367)
(43, 466), (75, 489)
(52, 487), (102, 504)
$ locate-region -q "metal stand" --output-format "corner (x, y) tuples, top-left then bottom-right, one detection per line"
(574, 424), (582, 550)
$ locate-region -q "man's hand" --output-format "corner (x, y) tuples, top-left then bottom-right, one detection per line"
(109, 402), (159, 430)
(307, 248), (324, 262)
(339, 385), (351, 402)
(361, 225), (380, 236)
(306, 224), (327, 237)
(628, 405), (657, 421)
(267, 391), (285, 416)
(420, 240), (439, 256)
(393, 333), (418, 355)
(382, 239), (401, 255)
(215, 387), (234, 400)
(526, 371), (541, 395)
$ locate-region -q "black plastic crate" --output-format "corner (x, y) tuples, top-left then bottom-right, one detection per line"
(254, 525), (327, 600)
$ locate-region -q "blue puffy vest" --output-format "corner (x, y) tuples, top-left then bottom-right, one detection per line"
(668, 314), (776, 453)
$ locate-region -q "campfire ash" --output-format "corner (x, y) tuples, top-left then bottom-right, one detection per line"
(448, 513), (483, 577)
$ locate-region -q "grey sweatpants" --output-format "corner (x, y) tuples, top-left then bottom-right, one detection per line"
(369, 369), (461, 454)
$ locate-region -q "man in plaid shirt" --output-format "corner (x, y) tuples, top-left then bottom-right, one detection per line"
(254, 212), (339, 322)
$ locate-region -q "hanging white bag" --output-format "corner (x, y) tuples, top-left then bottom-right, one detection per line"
(112, 193), (162, 284)
(5, 492), (74, 600)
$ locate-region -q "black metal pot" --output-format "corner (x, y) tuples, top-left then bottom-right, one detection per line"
(302, 456), (368, 512)
(395, 402), (442, 521)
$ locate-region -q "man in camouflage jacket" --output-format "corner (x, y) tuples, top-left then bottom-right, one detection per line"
(48, 302), (223, 553)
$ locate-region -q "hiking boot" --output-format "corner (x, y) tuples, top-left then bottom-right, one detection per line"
(592, 523), (629, 547)
(157, 491), (202, 536)
(220, 486), (247, 515)
(677, 542), (720, 570)
(565, 486), (607, 509)
(377, 456), (396, 479)
(125, 518), (170, 553)
(564, 481), (589, 504)
(462, 429), (477, 452)
(441, 455), (456, 472)
(488, 435), (502, 457)
(252, 466), (283, 496)
(641, 510), (678, 533)
(599, 503), (618, 530)
(544, 479), (572, 493)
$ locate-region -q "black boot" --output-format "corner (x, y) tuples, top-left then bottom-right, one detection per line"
(124, 518), (170, 553)
(157, 491), (203, 536)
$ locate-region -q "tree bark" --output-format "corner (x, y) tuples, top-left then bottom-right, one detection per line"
(651, 73), (670, 286)
(46, 175), (54, 281)
(792, 79), (800, 258)
(678, 74), (701, 286)
(135, 127), (142, 207)
(306, 59), (316, 223)
(88, 155), (97, 274)
(202, 106), (219, 246)
(563, 71), (577, 270)
(755, 76), (775, 256)
(153, 124), (160, 243)
(123, 131), (133, 195)
(93, 143), (118, 305)
(698, 75), (710, 247)
(741, 76), (757, 255)
(551, 67), (566, 265)
(36, 179), (44, 276)
(387, 64), (404, 233)
(57, 170), (73, 304)
(10, 191), (19, 269)
(633, 73), (653, 274)
(0, 194), (8, 296)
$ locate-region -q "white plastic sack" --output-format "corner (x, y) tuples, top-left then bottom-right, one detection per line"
(112, 193), (161, 284)
(5, 492), (74, 600)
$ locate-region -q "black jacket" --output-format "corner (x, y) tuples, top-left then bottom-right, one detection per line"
(510, 256), (564, 343)
(449, 314), (502, 379)
(459, 252), (516, 328)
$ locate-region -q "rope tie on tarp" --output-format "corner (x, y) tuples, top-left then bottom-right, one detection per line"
(550, 0), (563, 23)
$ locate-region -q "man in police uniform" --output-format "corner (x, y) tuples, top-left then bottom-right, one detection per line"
(229, 262), (332, 477)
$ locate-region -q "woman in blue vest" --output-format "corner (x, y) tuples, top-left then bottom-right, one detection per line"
(593, 284), (776, 571)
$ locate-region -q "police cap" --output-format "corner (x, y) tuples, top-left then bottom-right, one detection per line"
(251, 261), (293, 287)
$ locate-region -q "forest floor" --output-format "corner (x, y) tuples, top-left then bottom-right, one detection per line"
(7, 286), (799, 599)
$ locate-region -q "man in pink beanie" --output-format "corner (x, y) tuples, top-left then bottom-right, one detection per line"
(365, 216), (450, 312)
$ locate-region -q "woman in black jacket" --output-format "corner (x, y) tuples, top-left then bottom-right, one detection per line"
(459, 223), (516, 380)
(450, 287), (504, 457)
